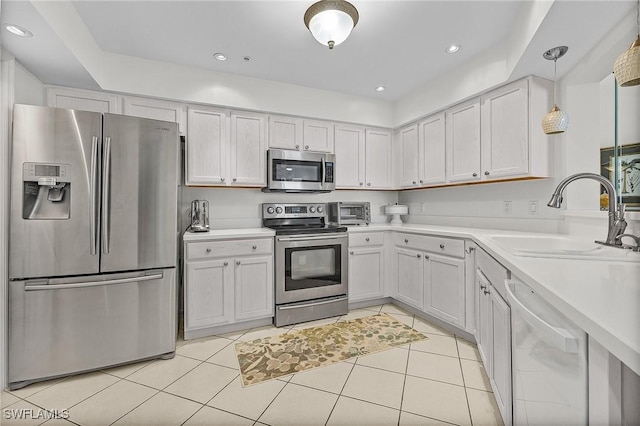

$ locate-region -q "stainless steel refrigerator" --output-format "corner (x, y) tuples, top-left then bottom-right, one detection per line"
(8, 104), (179, 390)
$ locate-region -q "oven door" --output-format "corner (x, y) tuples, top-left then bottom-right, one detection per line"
(275, 233), (348, 304)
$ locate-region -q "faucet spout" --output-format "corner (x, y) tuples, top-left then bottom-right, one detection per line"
(547, 173), (627, 246)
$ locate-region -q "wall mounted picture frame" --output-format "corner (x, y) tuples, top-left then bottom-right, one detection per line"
(600, 142), (640, 210)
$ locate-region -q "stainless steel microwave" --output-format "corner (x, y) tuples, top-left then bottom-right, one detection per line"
(328, 202), (371, 226)
(265, 149), (335, 193)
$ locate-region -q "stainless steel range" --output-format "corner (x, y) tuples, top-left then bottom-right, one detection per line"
(263, 203), (348, 327)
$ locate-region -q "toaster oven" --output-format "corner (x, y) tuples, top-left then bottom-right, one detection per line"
(328, 202), (370, 226)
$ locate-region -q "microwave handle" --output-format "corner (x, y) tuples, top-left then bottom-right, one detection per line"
(321, 157), (326, 185)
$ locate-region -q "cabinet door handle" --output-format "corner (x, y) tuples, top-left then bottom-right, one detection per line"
(236, 260), (241, 265)
(484, 289), (490, 295)
(305, 145), (309, 150)
(367, 182), (371, 186)
(480, 284), (486, 290)
(417, 254), (421, 258)
(404, 239), (409, 243)
(472, 173), (478, 177)
(295, 144), (300, 149)
(419, 180), (423, 183)
(350, 251), (354, 255)
(365, 237), (370, 242)
(232, 177), (237, 182)
(206, 248), (212, 253)
(440, 244), (445, 249)
(223, 261), (228, 266)
(221, 177), (225, 182)
(252, 245), (257, 249)
(484, 171), (490, 176)
(359, 182), (363, 186)
(425, 255), (430, 259)
(413, 181), (416, 184)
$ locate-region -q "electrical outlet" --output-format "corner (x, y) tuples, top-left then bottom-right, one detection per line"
(529, 200), (538, 215)
(503, 200), (512, 216)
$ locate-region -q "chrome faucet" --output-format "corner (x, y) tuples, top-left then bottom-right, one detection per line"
(547, 173), (631, 248)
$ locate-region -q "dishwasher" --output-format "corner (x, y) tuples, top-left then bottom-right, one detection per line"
(505, 279), (588, 425)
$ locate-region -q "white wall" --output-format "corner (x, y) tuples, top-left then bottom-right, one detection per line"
(180, 188), (398, 232)
(14, 62), (44, 106)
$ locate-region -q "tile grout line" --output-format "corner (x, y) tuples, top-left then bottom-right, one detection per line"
(455, 336), (475, 426)
(397, 313), (415, 426)
(323, 359), (357, 426)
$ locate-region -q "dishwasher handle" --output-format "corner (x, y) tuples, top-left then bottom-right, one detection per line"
(505, 279), (579, 354)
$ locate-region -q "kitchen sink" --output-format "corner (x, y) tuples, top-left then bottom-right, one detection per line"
(486, 234), (640, 262)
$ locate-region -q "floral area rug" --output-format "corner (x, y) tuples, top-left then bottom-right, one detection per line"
(234, 313), (428, 387)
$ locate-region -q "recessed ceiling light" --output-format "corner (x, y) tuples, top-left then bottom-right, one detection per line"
(445, 44), (460, 54)
(4, 24), (33, 38)
(213, 53), (227, 61)
(375, 86), (385, 92)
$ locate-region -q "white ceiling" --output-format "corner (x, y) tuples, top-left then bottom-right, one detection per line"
(0, 0), (636, 102)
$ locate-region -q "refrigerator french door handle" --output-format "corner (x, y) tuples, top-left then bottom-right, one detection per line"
(505, 279), (579, 354)
(24, 273), (164, 291)
(89, 136), (99, 255)
(102, 136), (111, 254)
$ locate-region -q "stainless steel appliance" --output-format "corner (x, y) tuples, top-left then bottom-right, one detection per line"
(8, 104), (178, 390)
(190, 199), (210, 232)
(264, 149), (335, 193)
(328, 202), (371, 226)
(506, 279), (588, 425)
(263, 203), (348, 327)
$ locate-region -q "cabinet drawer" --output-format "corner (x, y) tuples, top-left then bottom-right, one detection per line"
(394, 233), (465, 258)
(186, 238), (273, 261)
(477, 248), (509, 298)
(349, 232), (384, 247)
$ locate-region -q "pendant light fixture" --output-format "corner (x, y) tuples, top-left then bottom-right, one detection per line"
(613, 0), (640, 87)
(541, 46), (569, 135)
(304, 0), (359, 50)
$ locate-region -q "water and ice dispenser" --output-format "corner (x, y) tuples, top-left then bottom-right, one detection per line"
(22, 162), (71, 220)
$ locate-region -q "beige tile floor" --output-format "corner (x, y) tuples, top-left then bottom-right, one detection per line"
(1, 304), (503, 426)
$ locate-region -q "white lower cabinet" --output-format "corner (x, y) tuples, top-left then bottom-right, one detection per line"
(475, 248), (512, 426)
(424, 253), (465, 328)
(395, 247), (424, 309)
(184, 236), (274, 339)
(348, 232), (385, 302)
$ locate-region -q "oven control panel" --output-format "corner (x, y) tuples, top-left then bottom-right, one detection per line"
(263, 203), (327, 219)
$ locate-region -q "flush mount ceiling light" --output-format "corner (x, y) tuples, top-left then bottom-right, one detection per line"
(541, 45), (569, 135)
(445, 44), (460, 54)
(4, 24), (33, 38)
(213, 53), (227, 61)
(613, 0), (640, 87)
(304, 0), (359, 50)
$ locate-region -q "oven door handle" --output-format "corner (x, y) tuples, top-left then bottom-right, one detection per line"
(277, 234), (347, 242)
(278, 296), (348, 311)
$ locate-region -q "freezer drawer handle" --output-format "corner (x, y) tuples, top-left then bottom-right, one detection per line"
(505, 279), (579, 354)
(25, 273), (163, 291)
(278, 296), (348, 311)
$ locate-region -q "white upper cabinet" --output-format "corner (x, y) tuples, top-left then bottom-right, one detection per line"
(268, 115), (303, 150)
(46, 86), (120, 114)
(186, 107), (228, 185)
(481, 77), (552, 180)
(446, 99), (481, 183)
(268, 115), (334, 153)
(365, 128), (393, 189)
(122, 96), (186, 135)
(399, 124), (420, 188)
(334, 124), (366, 188)
(229, 111), (266, 186)
(187, 107), (267, 187)
(419, 112), (446, 186)
(303, 119), (334, 152)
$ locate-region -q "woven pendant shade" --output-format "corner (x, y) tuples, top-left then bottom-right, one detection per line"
(614, 36), (640, 87)
(541, 105), (570, 135)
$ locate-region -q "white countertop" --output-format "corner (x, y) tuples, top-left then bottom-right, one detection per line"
(348, 223), (640, 375)
(182, 223), (640, 375)
(183, 228), (275, 241)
